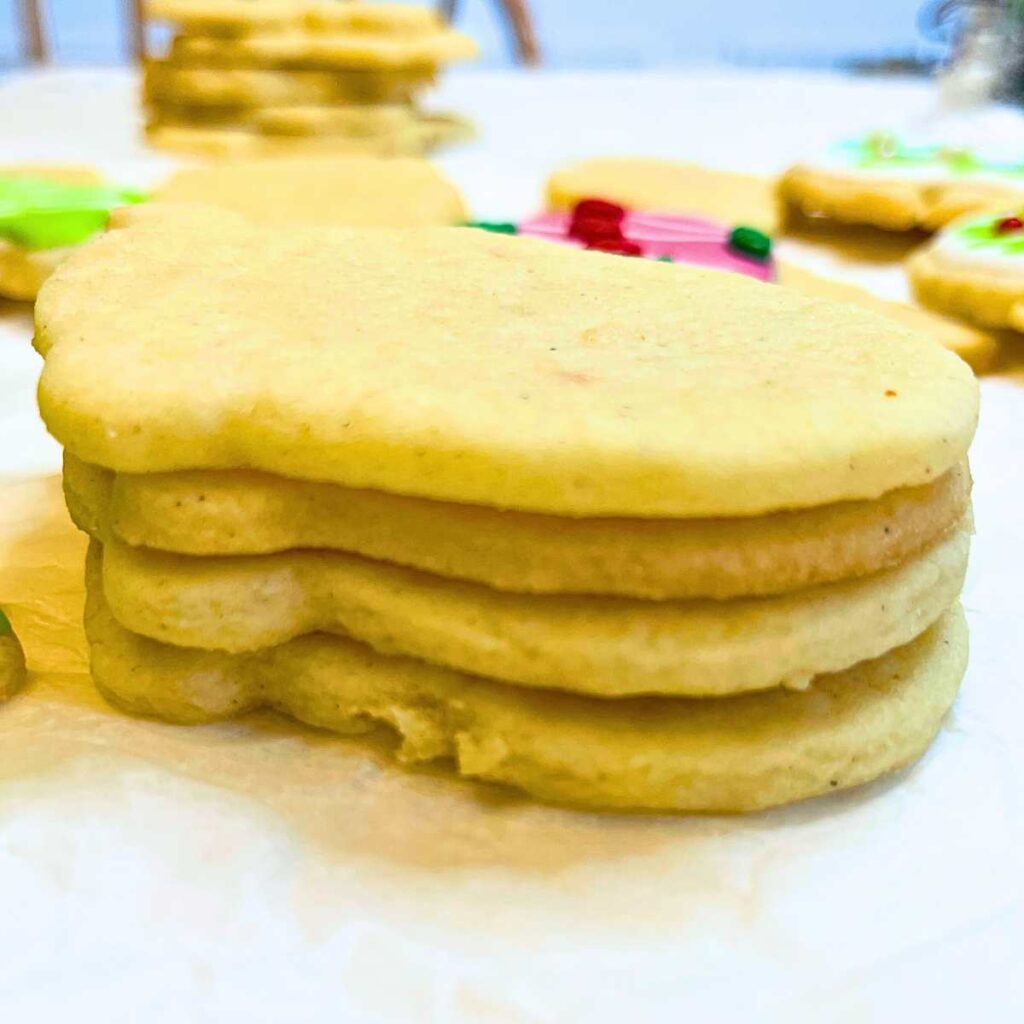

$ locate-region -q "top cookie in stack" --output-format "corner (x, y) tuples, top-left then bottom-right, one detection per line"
(144, 0), (478, 157)
(37, 209), (978, 813)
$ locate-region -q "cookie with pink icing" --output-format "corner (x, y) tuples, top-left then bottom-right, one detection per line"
(469, 198), (775, 282)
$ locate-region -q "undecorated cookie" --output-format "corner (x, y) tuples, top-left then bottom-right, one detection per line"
(84, 549), (969, 815)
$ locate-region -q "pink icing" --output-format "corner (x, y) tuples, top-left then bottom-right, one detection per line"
(518, 211), (775, 282)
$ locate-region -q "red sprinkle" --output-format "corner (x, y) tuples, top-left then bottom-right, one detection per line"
(997, 215), (1023, 234)
(572, 198), (627, 225)
(569, 215), (625, 243)
(586, 237), (643, 257)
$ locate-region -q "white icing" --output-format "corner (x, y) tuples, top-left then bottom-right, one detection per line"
(812, 151), (1024, 190)
(932, 224), (1024, 274)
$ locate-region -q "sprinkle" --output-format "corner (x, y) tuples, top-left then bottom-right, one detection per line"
(728, 225), (772, 261)
(996, 215), (1023, 234)
(466, 220), (518, 235)
(571, 198), (626, 225)
(865, 130), (898, 159)
(569, 215), (625, 244)
(0, 608), (11, 635)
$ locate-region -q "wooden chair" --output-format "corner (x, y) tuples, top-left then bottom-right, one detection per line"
(17, 0), (48, 62)
(126, 0), (147, 62)
(14, 0), (139, 63)
(440, 0), (540, 65)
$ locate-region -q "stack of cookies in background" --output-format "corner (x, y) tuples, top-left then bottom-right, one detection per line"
(36, 210), (978, 813)
(143, 0), (478, 156)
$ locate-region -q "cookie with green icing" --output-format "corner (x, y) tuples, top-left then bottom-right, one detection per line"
(908, 209), (1024, 332)
(0, 176), (146, 250)
(0, 174), (146, 301)
(835, 133), (1024, 179)
(779, 132), (1024, 232)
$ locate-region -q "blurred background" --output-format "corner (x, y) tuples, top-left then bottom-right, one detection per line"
(0, 0), (1019, 87)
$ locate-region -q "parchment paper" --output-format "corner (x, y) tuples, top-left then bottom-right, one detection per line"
(2, 67), (1024, 1024)
(1, 372), (1023, 1023)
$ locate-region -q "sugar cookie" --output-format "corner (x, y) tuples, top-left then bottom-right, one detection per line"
(907, 209), (1024, 332)
(84, 553), (968, 814)
(35, 214), (978, 518)
(780, 134), (1024, 232)
(65, 454), (970, 600)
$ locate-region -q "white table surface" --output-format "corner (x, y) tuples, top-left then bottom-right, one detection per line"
(1, 67), (1023, 1023)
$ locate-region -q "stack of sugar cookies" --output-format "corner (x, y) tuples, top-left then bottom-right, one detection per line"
(143, 0), (478, 157)
(36, 208), (978, 813)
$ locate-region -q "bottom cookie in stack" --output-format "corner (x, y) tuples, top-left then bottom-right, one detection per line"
(84, 552), (966, 813)
(35, 216), (979, 813)
(146, 106), (473, 158)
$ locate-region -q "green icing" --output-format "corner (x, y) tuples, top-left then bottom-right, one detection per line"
(834, 133), (1024, 179)
(0, 608), (11, 636)
(952, 215), (1024, 256)
(0, 176), (147, 250)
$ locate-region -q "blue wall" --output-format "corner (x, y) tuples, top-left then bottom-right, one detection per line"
(1, 0), (939, 69)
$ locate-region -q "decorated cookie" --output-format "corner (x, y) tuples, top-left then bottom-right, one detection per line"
(470, 200), (775, 282)
(779, 132), (1024, 232)
(0, 174), (146, 301)
(0, 176), (146, 250)
(546, 157), (780, 234)
(0, 607), (26, 701)
(907, 209), (1024, 332)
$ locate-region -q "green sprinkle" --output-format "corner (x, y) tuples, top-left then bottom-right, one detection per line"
(728, 225), (772, 261)
(464, 220), (518, 235)
(0, 177), (148, 250)
(656, 255), (674, 262)
(865, 130), (899, 160)
(0, 608), (11, 636)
